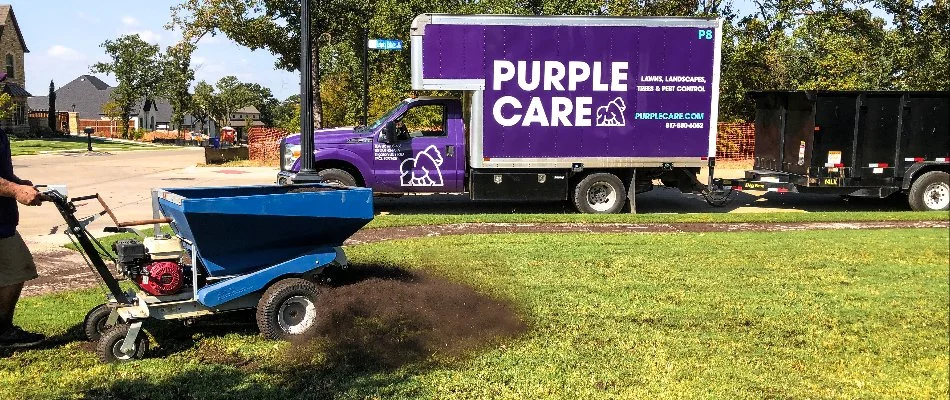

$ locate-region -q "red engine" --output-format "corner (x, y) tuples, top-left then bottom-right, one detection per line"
(136, 261), (184, 296)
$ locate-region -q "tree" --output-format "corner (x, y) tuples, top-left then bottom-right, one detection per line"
(91, 34), (164, 139)
(102, 100), (123, 135)
(47, 81), (57, 132)
(169, 0), (406, 130)
(243, 82), (278, 127)
(161, 41), (196, 136)
(191, 80), (217, 134)
(0, 93), (13, 122)
(214, 76), (255, 127)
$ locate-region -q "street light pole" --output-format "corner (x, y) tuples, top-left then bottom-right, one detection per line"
(362, 26), (369, 127)
(293, 0), (322, 183)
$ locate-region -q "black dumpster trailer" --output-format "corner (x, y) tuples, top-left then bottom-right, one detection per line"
(723, 91), (950, 211)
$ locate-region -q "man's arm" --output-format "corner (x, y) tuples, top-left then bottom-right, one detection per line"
(0, 176), (41, 206)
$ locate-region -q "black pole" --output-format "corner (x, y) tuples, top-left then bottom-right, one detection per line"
(298, 0), (317, 176)
(361, 27), (369, 126)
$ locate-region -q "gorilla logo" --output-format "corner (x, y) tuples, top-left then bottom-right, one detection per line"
(596, 97), (627, 127)
(400, 145), (444, 186)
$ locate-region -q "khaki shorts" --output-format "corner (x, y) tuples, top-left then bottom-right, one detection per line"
(0, 232), (38, 287)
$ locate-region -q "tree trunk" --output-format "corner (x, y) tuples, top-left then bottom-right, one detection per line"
(312, 41), (323, 130)
(121, 107), (132, 139)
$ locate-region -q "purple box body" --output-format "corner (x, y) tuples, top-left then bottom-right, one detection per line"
(417, 18), (721, 161)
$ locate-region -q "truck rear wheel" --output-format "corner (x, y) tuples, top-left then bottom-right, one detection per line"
(908, 171), (950, 211)
(573, 173), (627, 214)
(317, 168), (357, 187)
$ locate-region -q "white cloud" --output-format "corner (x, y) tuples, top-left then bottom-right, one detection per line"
(121, 16), (140, 26)
(128, 30), (162, 44)
(46, 45), (86, 61)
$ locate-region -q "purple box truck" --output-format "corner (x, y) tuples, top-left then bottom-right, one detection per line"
(278, 14), (724, 213)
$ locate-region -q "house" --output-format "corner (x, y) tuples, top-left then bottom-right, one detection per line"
(27, 75), (209, 134)
(0, 4), (31, 134)
(227, 106), (265, 139)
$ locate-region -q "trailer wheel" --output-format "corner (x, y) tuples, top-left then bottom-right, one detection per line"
(83, 304), (117, 342)
(908, 171), (950, 211)
(97, 324), (148, 363)
(256, 278), (321, 340)
(573, 173), (627, 214)
(317, 168), (357, 187)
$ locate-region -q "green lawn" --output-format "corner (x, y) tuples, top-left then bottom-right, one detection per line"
(9, 228), (949, 399)
(10, 136), (168, 156)
(363, 210), (949, 229)
(72, 211), (949, 256)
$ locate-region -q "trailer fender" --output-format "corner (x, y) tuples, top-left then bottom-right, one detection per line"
(196, 248), (339, 308)
(901, 162), (950, 190)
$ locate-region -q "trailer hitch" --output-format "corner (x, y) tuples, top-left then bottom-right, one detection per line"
(702, 179), (734, 207)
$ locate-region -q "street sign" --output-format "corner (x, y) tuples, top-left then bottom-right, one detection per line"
(368, 39), (403, 51)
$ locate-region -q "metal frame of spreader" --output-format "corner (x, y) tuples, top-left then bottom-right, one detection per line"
(44, 186), (353, 358)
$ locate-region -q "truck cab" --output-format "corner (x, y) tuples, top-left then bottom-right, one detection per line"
(278, 96), (466, 194)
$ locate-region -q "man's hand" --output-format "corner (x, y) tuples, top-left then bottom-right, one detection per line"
(14, 185), (43, 206)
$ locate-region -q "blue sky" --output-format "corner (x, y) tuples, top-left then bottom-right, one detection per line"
(7, 0), (301, 100)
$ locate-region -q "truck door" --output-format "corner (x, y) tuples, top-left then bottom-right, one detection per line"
(372, 101), (462, 193)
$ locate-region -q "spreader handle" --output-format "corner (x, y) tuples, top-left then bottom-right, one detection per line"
(116, 218), (172, 227)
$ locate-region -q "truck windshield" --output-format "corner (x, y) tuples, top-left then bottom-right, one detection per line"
(361, 102), (406, 131)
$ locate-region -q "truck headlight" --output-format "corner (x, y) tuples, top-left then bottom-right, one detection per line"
(282, 143), (301, 171)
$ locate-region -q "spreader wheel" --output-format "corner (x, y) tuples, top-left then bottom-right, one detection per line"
(97, 324), (148, 363)
(256, 278), (321, 340)
(83, 304), (117, 342)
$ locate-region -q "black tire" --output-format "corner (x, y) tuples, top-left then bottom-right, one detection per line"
(317, 168), (357, 187)
(83, 304), (117, 342)
(573, 173), (627, 214)
(256, 278), (322, 340)
(908, 171), (950, 211)
(96, 324), (148, 363)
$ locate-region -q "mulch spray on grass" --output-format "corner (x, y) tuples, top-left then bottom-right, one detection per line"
(286, 263), (527, 371)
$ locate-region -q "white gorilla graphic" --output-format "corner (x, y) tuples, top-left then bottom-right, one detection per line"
(400, 145), (445, 186)
(596, 97), (627, 127)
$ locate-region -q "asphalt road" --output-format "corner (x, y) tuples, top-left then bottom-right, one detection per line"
(13, 148), (278, 245)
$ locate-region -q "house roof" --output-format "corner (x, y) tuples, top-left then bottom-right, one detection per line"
(26, 75), (177, 123)
(234, 106), (260, 114)
(0, 5), (29, 53)
(2, 81), (30, 97)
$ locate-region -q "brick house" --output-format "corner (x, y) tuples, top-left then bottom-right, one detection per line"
(0, 4), (29, 134)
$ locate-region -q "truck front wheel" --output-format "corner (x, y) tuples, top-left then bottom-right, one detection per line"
(908, 171), (950, 211)
(317, 168), (357, 187)
(573, 173), (627, 214)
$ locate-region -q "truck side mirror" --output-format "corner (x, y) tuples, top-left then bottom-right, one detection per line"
(381, 121), (396, 144)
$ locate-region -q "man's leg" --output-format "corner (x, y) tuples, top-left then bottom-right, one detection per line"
(0, 282), (24, 331)
(0, 233), (44, 347)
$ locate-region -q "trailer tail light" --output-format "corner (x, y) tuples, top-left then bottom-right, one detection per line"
(904, 157), (925, 162)
(867, 163), (889, 168)
(937, 157), (948, 162)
